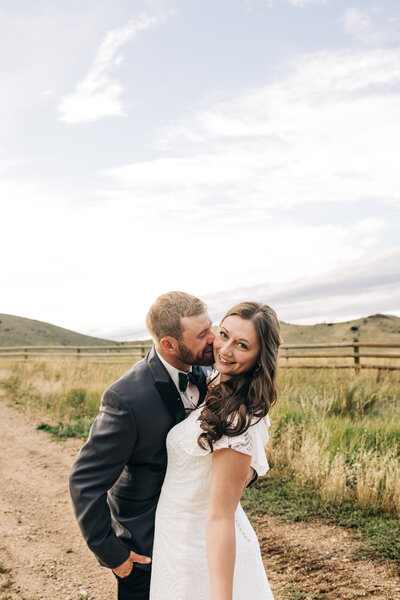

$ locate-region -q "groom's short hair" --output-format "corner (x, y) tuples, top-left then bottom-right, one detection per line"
(146, 291), (207, 342)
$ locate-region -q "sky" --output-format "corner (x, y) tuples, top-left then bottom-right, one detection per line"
(1, 0), (400, 340)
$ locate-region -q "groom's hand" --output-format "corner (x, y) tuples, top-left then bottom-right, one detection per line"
(112, 550), (151, 578)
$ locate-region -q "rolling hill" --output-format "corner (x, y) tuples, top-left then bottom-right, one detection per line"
(1, 312), (399, 347)
(280, 313), (400, 345)
(0, 313), (115, 347)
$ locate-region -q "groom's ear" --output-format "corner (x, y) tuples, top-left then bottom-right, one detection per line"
(159, 336), (178, 355)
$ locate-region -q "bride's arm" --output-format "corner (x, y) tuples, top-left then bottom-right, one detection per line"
(207, 448), (251, 600)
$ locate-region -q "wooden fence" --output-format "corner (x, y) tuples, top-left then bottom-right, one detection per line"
(0, 339), (399, 370)
(279, 340), (400, 371)
(0, 344), (151, 361)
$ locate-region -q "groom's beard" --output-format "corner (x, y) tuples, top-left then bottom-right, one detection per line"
(176, 341), (214, 367)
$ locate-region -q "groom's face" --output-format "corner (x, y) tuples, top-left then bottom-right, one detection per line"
(176, 313), (215, 366)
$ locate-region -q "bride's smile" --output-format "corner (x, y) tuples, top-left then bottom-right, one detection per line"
(213, 315), (260, 381)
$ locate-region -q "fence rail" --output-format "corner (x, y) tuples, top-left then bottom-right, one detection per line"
(279, 339), (400, 370)
(0, 339), (400, 370)
(0, 344), (151, 360)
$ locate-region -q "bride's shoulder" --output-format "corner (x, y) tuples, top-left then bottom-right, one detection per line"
(264, 414), (271, 427)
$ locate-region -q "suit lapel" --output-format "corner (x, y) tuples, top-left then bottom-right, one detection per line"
(155, 380), (186, 424)
(147, 347), (186, 423)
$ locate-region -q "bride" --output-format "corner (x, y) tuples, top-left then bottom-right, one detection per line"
(149, 301), (280, 600)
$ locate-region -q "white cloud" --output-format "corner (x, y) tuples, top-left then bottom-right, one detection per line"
(0, 158), (23, 174)
(58, 14), (163, 124)
(105, 47), (400, 216)
(3, 34), (400, 335)
(86, 244), (400, 339)
(342, 7), (382, 45)
(2, 167), (389, 339)
(203, 248), (400, 326)
(86, 45), (400, 336)
(289, 0), (329, 7)
(0, 7), (119, 122)
(246, 0), (330, 9)
(341, 6), (399, 45)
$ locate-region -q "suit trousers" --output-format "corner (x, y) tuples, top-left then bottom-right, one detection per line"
(115, 567), (151, 600)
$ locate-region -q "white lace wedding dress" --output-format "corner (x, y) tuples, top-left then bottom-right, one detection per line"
(149, 406), (274, 600)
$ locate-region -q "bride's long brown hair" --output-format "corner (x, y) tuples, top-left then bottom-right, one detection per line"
(198, 302), (280, 451)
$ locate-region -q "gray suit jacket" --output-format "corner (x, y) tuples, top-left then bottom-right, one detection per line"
(69, 347), (208, 570)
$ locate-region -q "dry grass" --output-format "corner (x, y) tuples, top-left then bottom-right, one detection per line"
(268, 423), (400, 515)
(0, 358), (399, 517)
(269, 368), (400, 516)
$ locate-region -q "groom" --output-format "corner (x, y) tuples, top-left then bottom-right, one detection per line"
(69, 291), (215, 600)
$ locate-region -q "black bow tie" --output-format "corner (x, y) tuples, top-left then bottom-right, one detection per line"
(178, 368), (202, 392)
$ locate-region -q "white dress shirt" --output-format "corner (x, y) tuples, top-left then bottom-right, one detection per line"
(156, 350), (200, 409)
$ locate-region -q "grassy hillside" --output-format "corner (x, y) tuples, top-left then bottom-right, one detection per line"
(280, 313), (400, 344)
(0, 313), (115, 347)
(1, 312), (399, 347)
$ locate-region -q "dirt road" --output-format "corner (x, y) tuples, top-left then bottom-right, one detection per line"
(0, 399), (399, 600)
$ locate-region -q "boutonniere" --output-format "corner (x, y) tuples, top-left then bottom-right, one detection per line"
(207, 368), (219, 387)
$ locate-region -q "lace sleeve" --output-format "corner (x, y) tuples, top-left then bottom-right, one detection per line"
(212, 419), (270, 476)
(178, 410), (271, 476)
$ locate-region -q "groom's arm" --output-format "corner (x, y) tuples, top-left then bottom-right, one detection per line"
(69, 387), (136, 569)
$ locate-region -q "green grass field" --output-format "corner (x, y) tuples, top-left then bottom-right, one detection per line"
(1, 359), (399, 564)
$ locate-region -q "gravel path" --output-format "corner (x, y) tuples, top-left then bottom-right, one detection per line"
(0, 399), (399, 600)
(0, 400), (114, 599)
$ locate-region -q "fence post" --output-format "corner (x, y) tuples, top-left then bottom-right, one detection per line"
(77, 347), (81, 359)
(24, 348), (28, 360)
(141, 345), (146, 359)
(353, 337), (360, 371)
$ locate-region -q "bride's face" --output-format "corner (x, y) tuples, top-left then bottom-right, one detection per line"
(213, 315), (260, 381)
